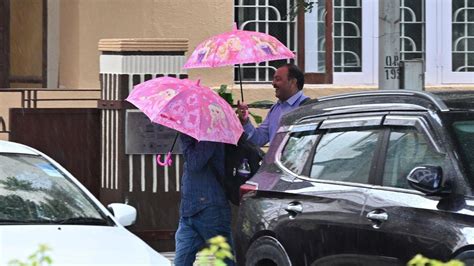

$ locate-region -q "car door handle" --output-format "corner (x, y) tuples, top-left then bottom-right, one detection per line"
(285, 202), (303, 214)
(366, 210), (388, 221)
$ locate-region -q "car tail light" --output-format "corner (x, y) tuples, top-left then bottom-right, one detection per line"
(239, 182), (258, 203)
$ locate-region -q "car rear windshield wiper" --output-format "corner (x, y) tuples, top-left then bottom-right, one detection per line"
(54, 217), (110, 225)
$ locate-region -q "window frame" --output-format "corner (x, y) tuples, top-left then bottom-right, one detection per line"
(378, 126), (447, 190)
(277, 115), (387, 185)
(297, 0), (334, 84)
(438, 0), (474, 83)
(306, 126), (384, 184)
(275, 122), (321, 178)
(332, 0), (378, 85)
(279, 128), (322, 176)
(277, 113), (455, 192)
(373, 114), (448, 188)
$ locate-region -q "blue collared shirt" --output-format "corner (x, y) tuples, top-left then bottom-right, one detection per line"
(179, 134), (229, 217)
(243, 90), (308, 147)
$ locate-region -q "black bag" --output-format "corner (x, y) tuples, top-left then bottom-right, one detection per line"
(213, 97), (310, 205)
(213, 134), (265, 205)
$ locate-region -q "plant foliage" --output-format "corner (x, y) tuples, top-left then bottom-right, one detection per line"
(196, 235), (234, 266)
(407, 254), (464, 266)
(8, 244), (53, 266)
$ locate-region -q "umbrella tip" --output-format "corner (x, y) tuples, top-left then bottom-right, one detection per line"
(196, 79), (200, 86)
(233, 22), (238, 31)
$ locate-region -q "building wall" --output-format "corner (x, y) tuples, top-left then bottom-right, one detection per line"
(10, 0), (43, 88)
(59, 0), (233, 89)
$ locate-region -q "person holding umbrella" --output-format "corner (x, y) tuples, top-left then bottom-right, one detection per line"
(174, 134), (233, 266)
(126, 77), (241, 266)
(237, 63), (310, 147)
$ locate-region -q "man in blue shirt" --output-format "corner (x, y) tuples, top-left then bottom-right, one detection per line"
(237, 64), (309, 146)
(174, 134), (233, 266)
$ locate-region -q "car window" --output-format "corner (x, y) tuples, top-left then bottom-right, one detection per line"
(0, 153), (105, 223)
(280, 131), (319, 175)
(452, 121), (474, 182)
(382, 128), (445, 189)
(309, 129), (380, 184)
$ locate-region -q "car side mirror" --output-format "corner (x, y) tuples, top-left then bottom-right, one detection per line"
(107, 203), (137, 227)
(407, 165), (444, 194)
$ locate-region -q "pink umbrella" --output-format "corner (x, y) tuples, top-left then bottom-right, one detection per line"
(126, 77), (243, 165)
(183, 23), (295, 101)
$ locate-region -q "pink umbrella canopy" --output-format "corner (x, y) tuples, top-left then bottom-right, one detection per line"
(126, 77), (243, 146)
(183, 23), (295, 69)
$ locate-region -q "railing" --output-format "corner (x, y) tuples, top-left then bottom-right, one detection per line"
(0, 116), (8, 134)
(0, 88), (101, 137)
(0, 88), (100, 108)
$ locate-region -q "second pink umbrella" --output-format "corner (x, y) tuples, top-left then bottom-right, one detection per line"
(183, 23), (295, 101)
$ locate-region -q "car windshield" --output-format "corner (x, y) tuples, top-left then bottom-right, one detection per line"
(0, 153), (107, 225)
(452, 120), (474, 183)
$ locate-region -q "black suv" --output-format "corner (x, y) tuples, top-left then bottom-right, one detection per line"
(235, 90), (474, 266)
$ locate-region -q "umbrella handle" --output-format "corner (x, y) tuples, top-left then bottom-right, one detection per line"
(156, 152), (173, 166)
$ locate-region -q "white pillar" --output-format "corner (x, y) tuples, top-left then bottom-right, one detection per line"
(47, 0), (60, 88)
(378, 0), (400, 90)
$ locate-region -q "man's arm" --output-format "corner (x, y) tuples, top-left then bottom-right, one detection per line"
(237, 101), (271, 147)
(179, 134), (217, 171)
(243, 115), (270, 147)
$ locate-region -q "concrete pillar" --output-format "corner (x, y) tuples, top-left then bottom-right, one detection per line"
(378, 0), (400, 90)
(98, 38), (188, 251)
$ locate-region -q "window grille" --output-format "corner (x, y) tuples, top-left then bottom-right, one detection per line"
(400, 0), (425, 61)
(234, 0), (297, 83)
(333, 0), (362, 72)
(452, 0), (474, 72)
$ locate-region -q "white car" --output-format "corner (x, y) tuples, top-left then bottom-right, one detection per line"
(0, 140), (171, 266)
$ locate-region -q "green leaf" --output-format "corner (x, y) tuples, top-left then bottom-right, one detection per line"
(407, 254), (465, 266)
(218, 84), (228, 94)
(218, 241), (231, 250)
(208, 235), (226, 245)
(220, 249), (234, 259)
(248, 100), (274, 107)
(210, 245), (219, 253)
(249, 112), (262, 124)
(43, 256), (53, 264)
(286, 0), (315, 20)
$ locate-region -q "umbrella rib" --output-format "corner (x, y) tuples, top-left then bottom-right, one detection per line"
(208, 36), (219, 68)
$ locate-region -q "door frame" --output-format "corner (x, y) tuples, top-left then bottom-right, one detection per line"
(0, 0), (10, 88)
(297, 0), (333, 84)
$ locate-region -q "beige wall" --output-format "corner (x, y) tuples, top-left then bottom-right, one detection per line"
(59, 0), (233, 89)
(10, 0), (43, 86)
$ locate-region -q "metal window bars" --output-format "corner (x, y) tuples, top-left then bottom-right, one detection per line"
(234, 0), (297, 83)
(400, 0), (425, 61)
(333, 0), (362, 72)
(452, 0), (474, 72)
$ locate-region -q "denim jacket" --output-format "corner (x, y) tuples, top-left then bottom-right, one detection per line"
(179, 134), (229, 217)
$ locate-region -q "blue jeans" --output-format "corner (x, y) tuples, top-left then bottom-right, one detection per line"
(174, 205), (234, 266)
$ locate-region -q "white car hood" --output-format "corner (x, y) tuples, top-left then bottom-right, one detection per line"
(0, 225), (171, 266)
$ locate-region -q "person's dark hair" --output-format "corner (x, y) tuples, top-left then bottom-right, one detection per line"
(284, 63), (304, 90)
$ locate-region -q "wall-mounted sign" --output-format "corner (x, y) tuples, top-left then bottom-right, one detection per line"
(125, 110), (181, 154)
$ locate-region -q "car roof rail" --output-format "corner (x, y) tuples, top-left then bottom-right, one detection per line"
(317, 90), (450, 112)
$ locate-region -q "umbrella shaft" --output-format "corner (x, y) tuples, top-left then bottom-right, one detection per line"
(238, 65), (244, 102)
